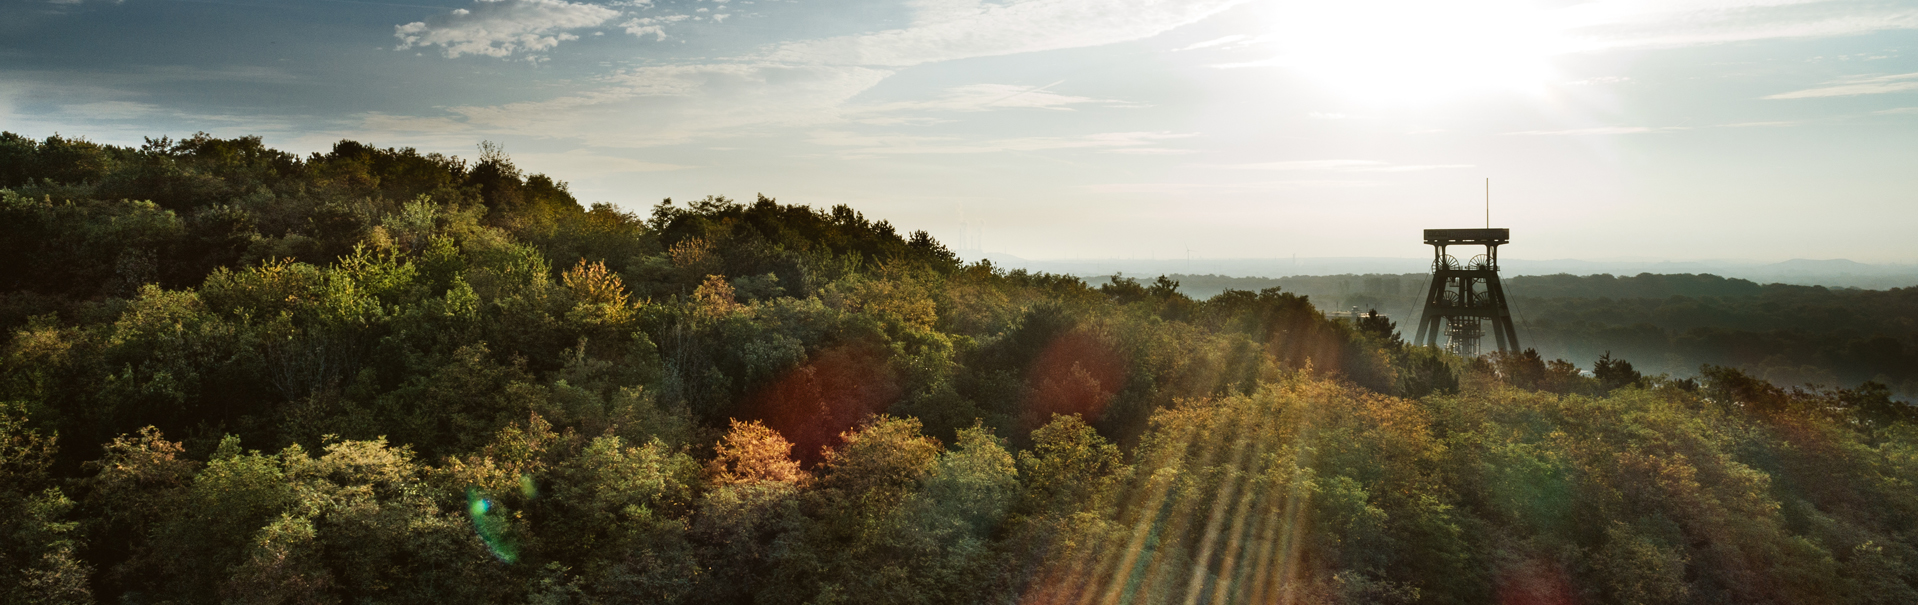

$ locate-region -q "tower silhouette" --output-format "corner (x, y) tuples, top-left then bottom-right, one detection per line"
(1413, 228), (1519, 355)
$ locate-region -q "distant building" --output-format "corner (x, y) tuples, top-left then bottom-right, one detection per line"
(1324, 306), (1384, 324)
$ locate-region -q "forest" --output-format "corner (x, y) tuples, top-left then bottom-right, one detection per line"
(3, 131), (1917, 604)
(1169, 272), (1918, 400)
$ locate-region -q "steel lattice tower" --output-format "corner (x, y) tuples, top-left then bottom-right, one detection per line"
(1413, 228), (1519, 355)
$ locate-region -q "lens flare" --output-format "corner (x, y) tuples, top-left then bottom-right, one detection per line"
(1024, 330), (1128, 432)
(465, 487), (519, 563)
(741, 342), (902, 465)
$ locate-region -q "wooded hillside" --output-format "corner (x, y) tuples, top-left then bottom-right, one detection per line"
(3, 132), (1915, 604)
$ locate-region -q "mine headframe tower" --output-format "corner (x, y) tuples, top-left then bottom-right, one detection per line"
(1414, 228), (1519, 356)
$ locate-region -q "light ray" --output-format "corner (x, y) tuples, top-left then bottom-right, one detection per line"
(1178, 437), (1255, 605)
(1239, 470), (1289, 605)
(1103, 414), (1240, 604)
(1203, 453), (1266, 604)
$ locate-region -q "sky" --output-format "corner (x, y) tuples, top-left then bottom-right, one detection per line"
(3, 0), (1915, 264)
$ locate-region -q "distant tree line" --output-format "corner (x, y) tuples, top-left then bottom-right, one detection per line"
(1170, 272), (1916, 400)
(3, 131), (1916, 604)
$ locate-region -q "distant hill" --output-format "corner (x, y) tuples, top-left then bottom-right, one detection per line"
(964, 253), (1918, 290)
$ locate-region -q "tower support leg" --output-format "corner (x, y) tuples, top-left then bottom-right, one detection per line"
(1483, 274), (1521, 353)
(1414, 273), (1449, 348)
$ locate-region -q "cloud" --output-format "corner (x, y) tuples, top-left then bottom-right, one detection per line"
(807, 130), (1192, 156)
(1218, 0), (1916, 70)
(1174, 34), (1251, 51)
(355, 63), (894, 147)
(1508, 121), (1798, 134)
(59, 100), (165, 120)
(1563, 0), (1918, 51)
(905, 0), (988, 27)
(395, 0), (620, 59)
(1082, 180), (1381, 194)
(1564, 76), (1630, 86)
(1207, 56), (1283, 69)
(367, 0), (1239, 146)
(1215, 160), (1473, 172)
(1504, 126), (1682, 135)
(509, 149), (692, 176)
(621, 14), (692, 41)
(356, 111), (474, 134)
(1223, 160), (1382, 171)
(1875, 107), (1918, 114)
(765, 0), (1247, 66)
(1765, 72), (1918, 99)
(1104, 147), (1198, 155)
(852, 82), (1140, 114)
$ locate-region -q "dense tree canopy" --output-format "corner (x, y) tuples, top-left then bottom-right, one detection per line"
(1174, 272), (1918, 400)
(2, 132), (1915, 604)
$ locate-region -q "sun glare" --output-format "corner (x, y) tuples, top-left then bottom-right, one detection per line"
(1261, 0), (1573, 104)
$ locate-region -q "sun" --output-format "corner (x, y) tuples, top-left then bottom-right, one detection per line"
(1258, 0), (1575, 105)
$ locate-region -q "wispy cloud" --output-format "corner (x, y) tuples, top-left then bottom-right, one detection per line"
(622, 14), (691, 41)
(357, 63), (894, 147)
(1104, 147), (1198, 155)
(1505, 126), (1685, 135)
(1563, 76), (1631, 86)
(1174, 34), (1252, 51)
(1565, 0), (1918, 51)
(58, 100), (165, 120)
(1214, 159), (1473, 172)
(765, 0), (1246, 66)
(1765, 72), (1918, 99)
(904, 0), (988, 27)
(1508, 121), (1798, 135)
(1082, 180), (1380, 194)
(852, 82), (1141, 114)
(509, 149), (692, 175)
(808, 130), (1192, 156)
(395, 0), (620, 59)
(1210, 0), (1918, 77)
(370, 0), (1239, 146)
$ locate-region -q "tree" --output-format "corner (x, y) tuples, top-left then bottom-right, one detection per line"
(1, 402), (92, 604)
(1357, 308), (1398, 343)
(1594, 351), (1642, 393)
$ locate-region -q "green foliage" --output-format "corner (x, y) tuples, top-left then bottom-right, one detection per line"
(0, 402), (94, 604)
(5, 132), (1916, 604)
(1179, 271), (1918, 400)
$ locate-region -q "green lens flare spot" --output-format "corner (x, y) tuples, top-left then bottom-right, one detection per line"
(464, 487), (519, 563)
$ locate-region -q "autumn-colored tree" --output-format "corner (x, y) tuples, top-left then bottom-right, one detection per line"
(4, 131), (1915, 604)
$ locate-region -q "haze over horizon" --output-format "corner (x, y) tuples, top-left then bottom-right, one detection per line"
(5, 0), (1915, 264)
